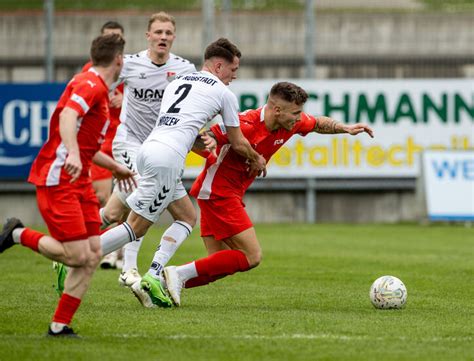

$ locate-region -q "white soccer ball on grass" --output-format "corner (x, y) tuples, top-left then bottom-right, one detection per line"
(369, 275), (407, 309)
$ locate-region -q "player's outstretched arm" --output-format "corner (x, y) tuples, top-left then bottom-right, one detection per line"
(344, 123), (374, 138)
(314, 116), (374, 138)
(59, 107), (82, 183)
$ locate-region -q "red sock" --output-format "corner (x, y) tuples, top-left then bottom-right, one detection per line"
(185, 275), (215, 288)
(192, 249), (250, 286)
(20, 228), (44, 253)
(52, 293), (81, 325)
(185, 275), (225, 289)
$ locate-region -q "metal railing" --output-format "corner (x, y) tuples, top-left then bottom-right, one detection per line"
(1, 55), (472, 82)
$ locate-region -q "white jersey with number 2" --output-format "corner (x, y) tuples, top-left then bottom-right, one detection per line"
(119, 51), (196, 143)
(144, 71), (240, 158)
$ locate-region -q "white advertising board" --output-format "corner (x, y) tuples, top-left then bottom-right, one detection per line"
(422, 150), (474, 221)
(182, 79), (473, 178)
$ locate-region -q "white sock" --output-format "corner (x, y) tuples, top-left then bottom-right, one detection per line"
(12, 228), (24, 244)
(148, 221), (192, 278)
(122, 237), (143, 272)
(176, 262), (198, 283)
(50, 322), (67, 333)
(101, 222), (136, 255)
(99, 208), (112, 229)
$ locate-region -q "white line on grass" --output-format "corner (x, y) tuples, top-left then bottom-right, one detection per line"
(117, 333), (473, 343)
(6, 334), (472, 342)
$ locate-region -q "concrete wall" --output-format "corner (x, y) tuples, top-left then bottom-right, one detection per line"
(0, 189), (422, 227)
(243, 190), (420, 223)
(1, 11), (472, 60)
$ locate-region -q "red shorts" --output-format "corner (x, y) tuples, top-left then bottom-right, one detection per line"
(91, 137), (114, 181)
(36, 183), (101, 242)
(198, 197), (253, 241)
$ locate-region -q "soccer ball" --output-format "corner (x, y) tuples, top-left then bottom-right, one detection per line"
(369, 275), (407, 309)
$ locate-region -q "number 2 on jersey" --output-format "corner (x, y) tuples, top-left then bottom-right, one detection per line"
(167, 84), (192, 113)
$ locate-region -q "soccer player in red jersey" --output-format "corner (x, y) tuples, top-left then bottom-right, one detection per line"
(0, 34), (135, 337)
(163, 82), (374, 306)
(82, 21), (125, 208)
(82, 21), (126, 269)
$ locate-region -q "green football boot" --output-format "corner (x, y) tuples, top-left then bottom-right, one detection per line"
(140, 273), (173, 308)
(53, 262), (67, 297)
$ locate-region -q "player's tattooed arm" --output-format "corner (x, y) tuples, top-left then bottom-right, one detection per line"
(313, 116), (345, 134)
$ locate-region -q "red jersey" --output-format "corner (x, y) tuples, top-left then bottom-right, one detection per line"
(190, 107), (317, 200)
(82, 61), (123, 156)
(28, 68), (110, 186)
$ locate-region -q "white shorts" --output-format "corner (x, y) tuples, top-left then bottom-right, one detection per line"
(126, 140), (187, 223)
(112, 124), (187, 206)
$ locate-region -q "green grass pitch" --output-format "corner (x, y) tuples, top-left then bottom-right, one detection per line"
(0, 223), (472, 360)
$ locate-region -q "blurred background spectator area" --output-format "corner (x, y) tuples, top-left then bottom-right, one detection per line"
(0, 0), (473, 82)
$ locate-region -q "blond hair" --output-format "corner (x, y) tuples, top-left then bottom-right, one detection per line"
(148, 12), (176, 31)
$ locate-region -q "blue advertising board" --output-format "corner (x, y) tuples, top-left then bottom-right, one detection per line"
(422, 150), (474, 221)
(0, 83), (65, 180)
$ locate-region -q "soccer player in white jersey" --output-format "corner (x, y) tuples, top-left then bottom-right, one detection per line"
(98, 12), (197, 285)
(99, 38), (267, 308)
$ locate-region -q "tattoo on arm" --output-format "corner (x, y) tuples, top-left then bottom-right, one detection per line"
(192, 135), (206, 150)
(192, 130), (216, 150)
(314, 116), (344, 134)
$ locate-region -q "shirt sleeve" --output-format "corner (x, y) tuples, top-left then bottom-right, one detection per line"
(64, 80), (100, 118)
(296, 113), (317, 136)
(220, 89), (240, 128)
(188, 63), (197, 73)
(81, 61), (92, 73)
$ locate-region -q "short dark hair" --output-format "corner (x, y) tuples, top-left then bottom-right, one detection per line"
(100, 21), (124, 34)
(90, 34), (125, 67)
(204, 38), (241, 63)
(270, 82), (308, 106)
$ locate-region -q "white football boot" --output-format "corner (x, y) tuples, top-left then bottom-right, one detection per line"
(130, 279), (156, 308)
(118, 268), (141, 287)
(163, 266), (184, 307)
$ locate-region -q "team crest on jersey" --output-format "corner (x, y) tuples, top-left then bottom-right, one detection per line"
(139, 73), (147, 79)
(167, 72), (176, 82)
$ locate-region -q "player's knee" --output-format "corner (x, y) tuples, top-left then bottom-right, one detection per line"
(247, 250), (262, 269)
(67, 252), (89, 267)
(88, 249), (102, 270)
